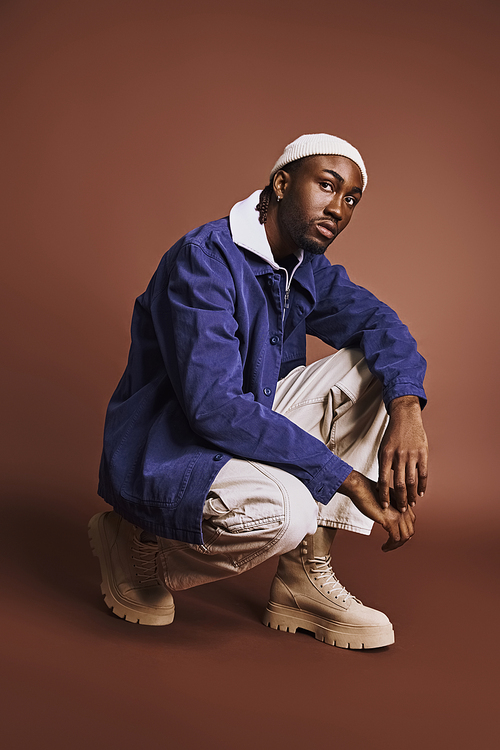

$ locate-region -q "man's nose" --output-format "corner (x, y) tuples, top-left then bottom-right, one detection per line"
(325, 194), (343, 220)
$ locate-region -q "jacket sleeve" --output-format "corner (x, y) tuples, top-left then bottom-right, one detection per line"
(149, 242), (353, 505)
(305, 257), (427, 408)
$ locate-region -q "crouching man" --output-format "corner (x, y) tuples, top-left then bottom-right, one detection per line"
(90, 133), (428, 649)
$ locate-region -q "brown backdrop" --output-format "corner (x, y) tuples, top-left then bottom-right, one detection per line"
(1, 1), (499, 748)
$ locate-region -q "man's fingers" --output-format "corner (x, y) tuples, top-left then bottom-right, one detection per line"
(393, 459), (408, 513)
(396, 512), (411, 545)
(381, 511), (400, 551)
(417, 455), (428, 497)
(377, 458), (392, 509)
(381, 507), (415, 552)
(406, 460), (418, 507)
(403, 508), (415, 538)
(377, 480), (391, 509)
(382, 537), (406, 552)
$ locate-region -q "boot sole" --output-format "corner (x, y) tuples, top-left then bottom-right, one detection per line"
(88, 512), (175, 626)
(262, 601), (394, 649)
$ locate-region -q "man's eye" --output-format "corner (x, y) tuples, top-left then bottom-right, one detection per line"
(320, 182), (333, 191)
(345, 196), (357, 207)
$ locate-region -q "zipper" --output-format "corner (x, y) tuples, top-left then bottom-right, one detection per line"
(283, 287), (290, 320)
(282, 269), (291, 322)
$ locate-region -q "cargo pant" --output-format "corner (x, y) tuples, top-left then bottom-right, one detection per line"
(158, 348), (389, 591)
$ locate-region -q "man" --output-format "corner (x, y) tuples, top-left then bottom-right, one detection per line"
(90, 133), (428, 649)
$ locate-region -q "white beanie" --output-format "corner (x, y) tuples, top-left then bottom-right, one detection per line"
(270, 133), (368, 190)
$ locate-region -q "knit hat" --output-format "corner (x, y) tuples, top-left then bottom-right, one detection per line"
(270, 133), (368, 190)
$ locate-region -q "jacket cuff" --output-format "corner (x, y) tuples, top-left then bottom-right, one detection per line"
(383, 380), (427, 410)
(305, 454), (353, 505)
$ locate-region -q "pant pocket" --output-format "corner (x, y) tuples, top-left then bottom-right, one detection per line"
(204, 487), (285, 533)
(322, 385), (353, 451)
(203, 460), (287, 533)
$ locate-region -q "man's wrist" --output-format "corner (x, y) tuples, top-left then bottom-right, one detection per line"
(338, 469), (366, 499)
(388, 395), (421, 415)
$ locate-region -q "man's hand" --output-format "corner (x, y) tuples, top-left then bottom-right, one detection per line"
(378, 395), (428, 513)
(339, 470), (415, 552)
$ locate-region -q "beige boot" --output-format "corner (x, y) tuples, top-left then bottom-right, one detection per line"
(262, 527), (394, 649)
(88, 511), (175, 625)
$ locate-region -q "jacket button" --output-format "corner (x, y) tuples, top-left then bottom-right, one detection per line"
(270, 335), (279, 345)
(214, 453), (224, 461)
(263, 387), (272, 397)
(267, 278), (273, 287)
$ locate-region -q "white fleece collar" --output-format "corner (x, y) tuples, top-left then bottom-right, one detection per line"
(229, 190), (303, 271)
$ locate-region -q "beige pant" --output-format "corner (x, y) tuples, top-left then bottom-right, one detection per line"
(158, 348), (389, 591)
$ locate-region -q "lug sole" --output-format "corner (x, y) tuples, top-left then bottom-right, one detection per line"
(88, 512), (175, 626)
(262, 601), (394, 649)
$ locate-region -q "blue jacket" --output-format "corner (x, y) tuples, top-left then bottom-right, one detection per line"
(98, 192), (427, 544)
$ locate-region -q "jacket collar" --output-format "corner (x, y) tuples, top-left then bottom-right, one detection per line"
(229, 191), (304, 271)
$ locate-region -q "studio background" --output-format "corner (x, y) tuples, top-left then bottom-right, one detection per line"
(1, 1), (499, 748)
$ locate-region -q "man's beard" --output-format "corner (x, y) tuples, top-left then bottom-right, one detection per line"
(280, 204), (334, 255)
(296, 232), (329, 255)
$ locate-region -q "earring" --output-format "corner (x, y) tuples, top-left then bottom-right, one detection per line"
(276, 196), (281, 202)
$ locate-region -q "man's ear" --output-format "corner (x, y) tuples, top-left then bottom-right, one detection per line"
(272, 169), (291, 201)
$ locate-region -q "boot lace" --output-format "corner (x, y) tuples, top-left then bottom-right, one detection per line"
(308, 555), (356, 603)
(131, 536), (159, 583)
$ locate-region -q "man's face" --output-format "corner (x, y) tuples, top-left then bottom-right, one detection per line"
(276, 155), (363, 255)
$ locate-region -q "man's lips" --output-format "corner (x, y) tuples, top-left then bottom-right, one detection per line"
(315, 220), (337, 239)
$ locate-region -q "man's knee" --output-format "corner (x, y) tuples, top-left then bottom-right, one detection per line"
(206, 458), (318, 558)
